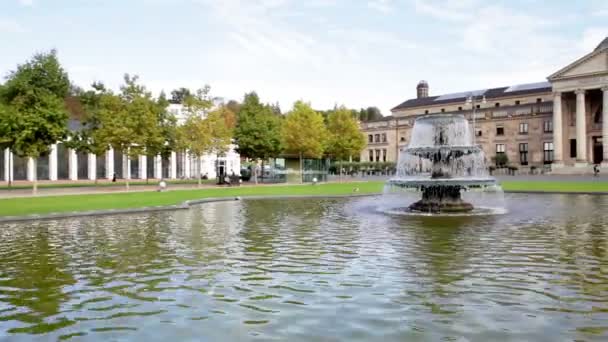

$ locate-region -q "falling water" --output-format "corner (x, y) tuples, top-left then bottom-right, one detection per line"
(384, 113), (505, 214)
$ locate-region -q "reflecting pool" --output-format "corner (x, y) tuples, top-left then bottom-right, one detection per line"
(1, 194), (608, 341)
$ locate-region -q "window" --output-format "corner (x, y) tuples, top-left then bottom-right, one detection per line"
(476, 129), (482, 137)
(519, 122), (529, 134)
(369, 150), (373, 162)
(515, 100), (521, 105)
(519, 143), (528, 165)
(381, 133), (387, 143)
(374, 134), (380, 143)
(536, 98), (542, 103)
(544, 142), (554, 164)
(368, 135), (373, 143)
(495, 103), (500, 107)
(476, 104), (480, 109)
(543, 120), (553, 133)
(570, 139), (577, 158)
(458, 106), (462, 111)
(375, 149), (381, 162)
(382, 149), (387, 162)
(424, 110), (429, 114)
(441, 108), (445, 112)
(496, 144), (506, 153)
(400, 137), (406, 142)
(496, 126), (505, 136)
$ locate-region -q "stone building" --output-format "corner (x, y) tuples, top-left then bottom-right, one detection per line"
(361, 37), (608, 174)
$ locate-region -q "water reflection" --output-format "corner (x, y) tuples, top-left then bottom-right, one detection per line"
(0, 195), (607, 341)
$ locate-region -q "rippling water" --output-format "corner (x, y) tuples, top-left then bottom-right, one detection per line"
(1, 194), (608, 341)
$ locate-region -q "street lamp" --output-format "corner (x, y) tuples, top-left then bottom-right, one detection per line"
(465, 94), (486, 146)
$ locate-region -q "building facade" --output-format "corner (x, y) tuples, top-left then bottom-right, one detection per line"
(1, 104), (240, 183)
(361, 37), (608, 174)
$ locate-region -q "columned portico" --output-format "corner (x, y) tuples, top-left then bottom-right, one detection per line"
(575, 89), (588, 167)
(552, 92), (563, 166)
(603, 87), (608, 167)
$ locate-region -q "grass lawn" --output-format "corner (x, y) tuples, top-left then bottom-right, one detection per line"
(1, 180), (608, 218)
(0, 178), (216, 190)
(0, 181), (383, 217)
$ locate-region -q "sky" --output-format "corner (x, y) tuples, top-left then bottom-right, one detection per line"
(0, 0), (607, 114)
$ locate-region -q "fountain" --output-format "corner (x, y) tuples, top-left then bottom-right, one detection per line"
(386, 113), (501, 213)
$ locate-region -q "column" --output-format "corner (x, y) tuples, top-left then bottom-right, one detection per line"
(124, 154), (131, 180)
(139, 155), (147, 179)
(27, 157), (35, 181)
(69, 149), (78, 180)
(48, 144), (58, 180)
(88, 153), (96, 181)
(184, 152), (191, 179)
(552, 92), (563, 167)
(106, 148), (114, 180)
(602, 87), (608, 167)
(170, 151), (177, 179)
(5, 149), (13, 182)
(154, 155), (162, 179)
(3, 149), (8, 182)
(575, 89), (588, 166)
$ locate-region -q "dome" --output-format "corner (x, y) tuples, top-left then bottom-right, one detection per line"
(417, 80), (428, 88)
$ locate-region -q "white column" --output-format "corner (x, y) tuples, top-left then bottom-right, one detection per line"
(575, 89), (588, 166)
(69, 149), (78, 180)
(5, 149), (13, 182)
(49, 144), (58, 181)
(170, 151), (177, 179)
(552, 92), (563, 167)
(124, 154), (131, 180)
(139, 155), (147, 179)
(88, 153), (96, 180)
(106, 148), (114, 180)
(27, 157), (35, 181)
(154, 155), (162, 179)
(602, 87), (608, 167)
(184, 152), (191, 179)
(3, 149), (8, 182)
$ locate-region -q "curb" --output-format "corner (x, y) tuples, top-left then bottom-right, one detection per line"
(0, 193), (376, 224)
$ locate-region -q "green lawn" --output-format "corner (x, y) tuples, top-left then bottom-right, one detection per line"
(1, 180), (608, 218)
(0, 182), (383, 217)
(0, 178), (216, 190)
(500, 181), (608, 193)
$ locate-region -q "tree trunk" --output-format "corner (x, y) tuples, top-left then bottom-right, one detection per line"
(338, 160), (342, 183)
(299, 152), (303, 184)
(261, 159), (265, 184)
(32, 158), (38, 196)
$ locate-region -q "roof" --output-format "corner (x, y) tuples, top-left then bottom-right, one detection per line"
(391, 81), (551, 112)
(596, 36), (608, 51)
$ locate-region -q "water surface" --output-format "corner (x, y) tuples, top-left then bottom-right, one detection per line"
(1, 194), (607, 341)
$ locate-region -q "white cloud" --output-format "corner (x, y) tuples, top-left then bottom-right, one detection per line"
(368, 0), (392, 14)
(18, 0), (33, 6)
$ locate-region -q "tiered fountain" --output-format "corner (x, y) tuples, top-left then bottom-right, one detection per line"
(386, 113), (501, 213)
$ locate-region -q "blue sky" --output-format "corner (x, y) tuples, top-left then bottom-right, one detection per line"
(1, 0), (607, 114)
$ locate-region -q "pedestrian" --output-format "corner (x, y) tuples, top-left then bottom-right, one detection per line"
(593, 164), (600, 177)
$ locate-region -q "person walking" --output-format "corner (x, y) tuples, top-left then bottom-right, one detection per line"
(593, 164), (600, 177)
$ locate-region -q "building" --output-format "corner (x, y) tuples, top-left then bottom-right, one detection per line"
(361, 37), (608, 174)
(0, 104), (240, 183)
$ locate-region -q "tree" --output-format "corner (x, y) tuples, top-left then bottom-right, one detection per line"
(0, 50), (70, 194)
(225, 99), (241, 116)
(282, 101), (328, 183)
(183, 86), (213, 117)
(325, 106), (366, 179)
(64, 83), (110, 185)
(358, 106), (383, 122)
(95, 74), (162, 190)
(177, 115), (211, 187)
(170, 87), (192, 104)
(206, 107), (233, 169)
(233, 92), (282, 183)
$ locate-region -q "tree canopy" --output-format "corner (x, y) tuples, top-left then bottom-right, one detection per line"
(233, 92), (282, 160)
(282, 100), (328, 159)
(325, 106), (366, 161)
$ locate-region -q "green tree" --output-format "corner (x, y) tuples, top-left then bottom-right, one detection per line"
(206, 106), (234, 171)
(326, 106), (366, 179)
(0, 50), (70, 194)
(234, 92), (282, 183)
(282, 100), (328, 182)
(143, 90), (177, 182)
(170, 87), (192, 104)
(64, 83), (110, 185)
(95, 74), (161, 190)
(177, 114), (211, 187)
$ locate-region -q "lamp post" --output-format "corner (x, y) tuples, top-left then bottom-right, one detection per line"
(465, 94), (486, 146)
